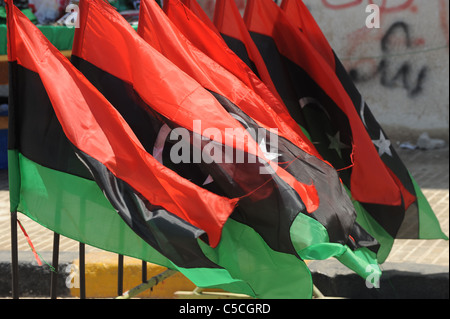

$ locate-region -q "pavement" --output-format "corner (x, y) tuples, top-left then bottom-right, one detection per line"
(0, 144), (448, 299)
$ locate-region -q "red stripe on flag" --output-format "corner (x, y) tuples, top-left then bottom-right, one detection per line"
(244, 0), (403, 206)
(7, 0), (239, 248)
(281, 0), (336, 69)
(139, 0), (321, 213)
(163, 0), (320, 159)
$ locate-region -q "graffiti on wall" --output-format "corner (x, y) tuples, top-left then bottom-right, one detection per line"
(191, 0), (448, 131)
(315, 0), (449, 99)
(195, 0), (448, 100)
(322, 0), (416, 13)
(348, 21), (428, 98)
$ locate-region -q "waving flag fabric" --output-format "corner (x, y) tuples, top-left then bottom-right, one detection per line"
(6, 0), (174, 270)
(241, 0), (447, 261)
(280, 0), (336, 69)
(212, 0), (281, 103)
(76, 0), (315, 259)
(163, 0), (314, 166)
(179, 0), (221, 37)
(8, 0), (319, 299)
(73, 0), (319, 253)
(7, 0), (247, 272)
(281, 0), (447, 253)
(13, 0), (444, 299)
(161, 0), (313, 155)
(7, 1), (250, 297)
(139, 0), (381, 280)
(7, 0), (278, 298)
(164, 0), (287, 124)
(68, 0), (319, 298)
(244, 0), (399, 205)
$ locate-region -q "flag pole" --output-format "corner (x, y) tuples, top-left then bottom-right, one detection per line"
(142, 260), (147, 283)
(50, 232), (60, 299)
(79, 242), (86, 299)
(118, 254), (124, 296)
(10, 211), (19, 299)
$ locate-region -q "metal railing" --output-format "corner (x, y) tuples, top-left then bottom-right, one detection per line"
(10, 210), (332, 299)
(10, 210), (177, 299)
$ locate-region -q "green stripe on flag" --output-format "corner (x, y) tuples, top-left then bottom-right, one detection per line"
(290, 211), (381, 281)
(9, 150), (316, 298)
(10, 151), (256, 295)
(351, 196), (394, 264)
(10, 150), (172, 267)
(410, 174), (448, 240)
(201, 218), (313, 299)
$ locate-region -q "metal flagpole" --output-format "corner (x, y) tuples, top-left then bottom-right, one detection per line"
(11, 211), (19, 299)
(118, 254), (124, 296)
(142, 260), (147, 283)
(79, 242), (86, 299)
(50, 232), (60, 299)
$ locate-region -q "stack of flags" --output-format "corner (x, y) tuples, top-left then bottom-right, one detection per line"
(6, 0), (447, 299)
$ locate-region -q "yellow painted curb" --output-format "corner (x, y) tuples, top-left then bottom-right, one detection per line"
(69, 252), (197, 299)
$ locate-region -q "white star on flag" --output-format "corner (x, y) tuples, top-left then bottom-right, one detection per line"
(372, 130), (393, 157)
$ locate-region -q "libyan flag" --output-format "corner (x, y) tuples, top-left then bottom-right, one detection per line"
(237, 0), (447, 262)
(6, 0), (324, 299)
(139, 0), (381, 279)
(71, 0), (383, 295)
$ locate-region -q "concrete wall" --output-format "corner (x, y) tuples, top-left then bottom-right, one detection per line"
(197, 0), (449, 141)
(301, 0), (449, 141)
